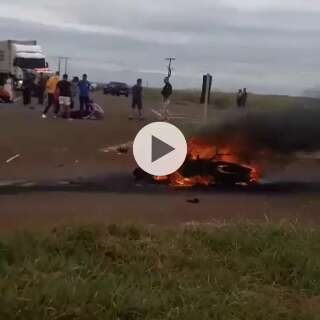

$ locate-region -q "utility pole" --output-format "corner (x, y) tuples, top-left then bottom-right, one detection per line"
(64, 57), (70, 74)
(165, 57), (176, 79)
(58, 57), (62, 74)
(57, 56), (70, 74)
(201, 73), (213, 125)
(204, 74), (210, 124)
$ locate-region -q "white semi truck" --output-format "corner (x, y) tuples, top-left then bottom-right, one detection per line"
(0, 40), (50, 89)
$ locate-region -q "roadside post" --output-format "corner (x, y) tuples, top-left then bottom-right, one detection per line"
(200, 73), (213, 125)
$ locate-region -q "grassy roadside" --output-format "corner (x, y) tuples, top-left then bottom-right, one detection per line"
(144, 88), (319, 111)
(0, 223), (320, 320)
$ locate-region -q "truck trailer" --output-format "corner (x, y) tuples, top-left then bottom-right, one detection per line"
(0, 40), (49, 88)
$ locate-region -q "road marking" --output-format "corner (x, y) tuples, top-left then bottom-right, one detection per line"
(150, 108), (162, 118)
(150, 108), (202, 123)
(5, 154), (21, 164)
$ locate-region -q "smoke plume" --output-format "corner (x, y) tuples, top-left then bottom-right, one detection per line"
(198, 107), (320, 164)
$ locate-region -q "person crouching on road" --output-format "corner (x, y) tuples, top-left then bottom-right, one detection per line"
(161, 77), (173, 121)
(129, 78), (143, 120)
(78, 74), (91, 117)
(42, 71), (60, 118)
(57, 74), (72, 120)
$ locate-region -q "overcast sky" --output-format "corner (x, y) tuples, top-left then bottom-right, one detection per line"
(1, 0), (320, 95)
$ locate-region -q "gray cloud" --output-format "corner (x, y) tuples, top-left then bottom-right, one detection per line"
(1, 0), (320, 94)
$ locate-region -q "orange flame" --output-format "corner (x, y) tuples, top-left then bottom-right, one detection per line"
(188, 138), (216, 160)
(154, 138), (261, 188)
(169, 172), (214, 187)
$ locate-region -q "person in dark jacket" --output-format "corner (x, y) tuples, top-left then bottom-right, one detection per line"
(241, 88), (248, 107)
(161, 77), (173, 121)
(22, 74), (33, 106)
(37, 73), (47, 105)
(57, 74), (72, 120)
(236, 89), (243, 107)
(71, 76), (79, 110)
(129, 78), (143, 120)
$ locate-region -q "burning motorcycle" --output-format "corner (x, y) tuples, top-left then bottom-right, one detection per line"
(134, 138), (260, 188)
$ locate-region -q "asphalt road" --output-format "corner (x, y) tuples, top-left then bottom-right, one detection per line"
(1, 92), (320, 230)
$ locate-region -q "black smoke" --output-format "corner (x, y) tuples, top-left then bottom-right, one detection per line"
(197, 107), (320, 164)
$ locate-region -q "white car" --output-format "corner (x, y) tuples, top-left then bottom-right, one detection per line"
(90, 82), (98, 91)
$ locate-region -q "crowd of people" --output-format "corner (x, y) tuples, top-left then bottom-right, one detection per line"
(15, 71), (103, 120)
(1, 71), (175, 122)
(6, 71), (260, 124)
(20, 71), (175, 121)
(40, 72), (94, 120)
(1, 71), (249, 122)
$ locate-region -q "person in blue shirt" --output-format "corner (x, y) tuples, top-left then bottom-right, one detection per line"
(78, 74), (91, 116)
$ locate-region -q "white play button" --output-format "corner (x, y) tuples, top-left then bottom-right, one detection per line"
(152, 135), (175, 163)
(133, 122), (187, 176)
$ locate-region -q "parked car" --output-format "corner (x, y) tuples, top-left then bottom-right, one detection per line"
(103, 82), (129, 97)
(90, 82), (98, 91)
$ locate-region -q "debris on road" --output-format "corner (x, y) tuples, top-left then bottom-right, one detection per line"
(117, 146), (129, 155)
(0, 180), (26, 187)
(21, 182), (37, 188)
(187, 198), (200, 204)
(58, 180), (71, 186)
(100, 142), (132, 155)
(5, 154), (21, 164)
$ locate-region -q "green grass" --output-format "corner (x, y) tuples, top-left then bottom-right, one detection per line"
(0, 224), (320, 319)
(144, 88), (319, 111)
